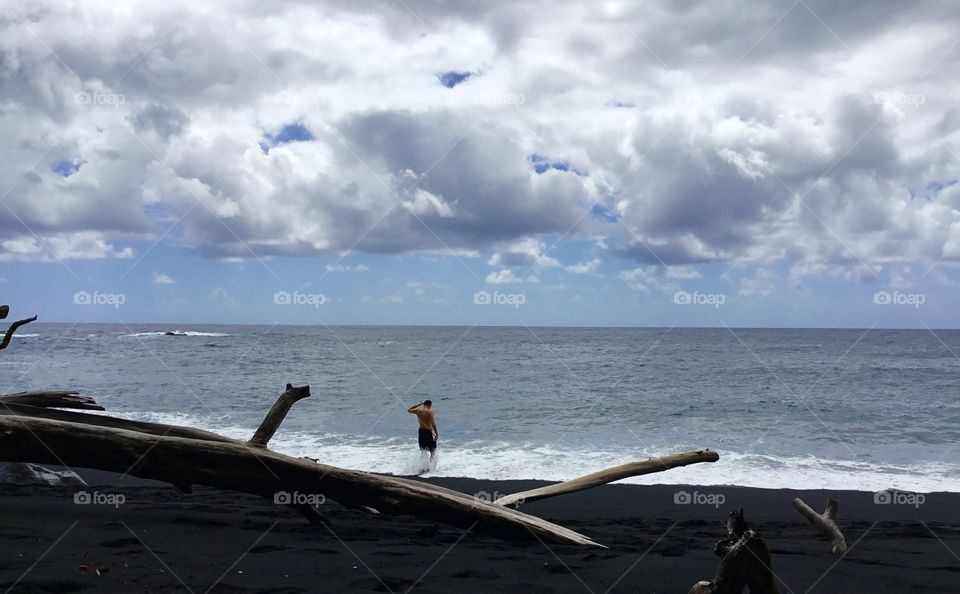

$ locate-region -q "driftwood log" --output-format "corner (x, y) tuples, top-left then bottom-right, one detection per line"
(0, 386), (720, 547)
(494, 449), (719, 507)
(0, 391), (105, 411)
(0, 309), (37, 351)
(691, 509), (780, 594)
(793, 498), (847, 553)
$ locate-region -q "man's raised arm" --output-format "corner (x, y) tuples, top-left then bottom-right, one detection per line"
(407, 402), (422, 413)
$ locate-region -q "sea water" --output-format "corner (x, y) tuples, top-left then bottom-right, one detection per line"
(3, 324), (958, 492)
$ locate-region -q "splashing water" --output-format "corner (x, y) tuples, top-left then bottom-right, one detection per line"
(403, 449), (438, 475)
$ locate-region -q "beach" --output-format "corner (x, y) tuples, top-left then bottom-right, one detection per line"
(1, 472), (957, 593)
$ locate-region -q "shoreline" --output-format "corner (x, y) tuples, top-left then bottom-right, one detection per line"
(1, 471), (957, 592)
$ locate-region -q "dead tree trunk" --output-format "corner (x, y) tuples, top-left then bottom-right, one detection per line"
(0, 401), (238, 443)
(494, 449), (719, 507)
(0, 307), (37, 351)
(0, 384), (722, 547)
(690, 509), (780, 594)
(0, 385), (604, 546)
(0, 391), (105, 411)
(793, 498), (846, 553)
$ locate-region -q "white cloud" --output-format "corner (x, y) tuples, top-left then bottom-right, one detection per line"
(566, 259), (600, 274)
(152, 272), (176, 285)
(488, 237), (561, 268)
(0, 233), (134, 262)
(486, 269), (523, 284)
(326, 263), (369, 272)
(618, 267), (657, 293)
(402, 188), (455, 218)
(665, 265), (701, 280)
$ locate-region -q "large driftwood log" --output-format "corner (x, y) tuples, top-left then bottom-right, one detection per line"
(793, 498), (847, 554)
(0, 383), (722, 547)
(691, 509), (780, 594)
(494, 449), (720, 507)
(0, 314), (37, 350)
(0, 391), (105, 411)
(0, 386), (603, 546)
(0, 402), (239, 443)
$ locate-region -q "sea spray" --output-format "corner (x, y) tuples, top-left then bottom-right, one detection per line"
(403, 450), (438, 475)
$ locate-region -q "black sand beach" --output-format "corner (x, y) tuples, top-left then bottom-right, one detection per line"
(1, 472), (957, 593)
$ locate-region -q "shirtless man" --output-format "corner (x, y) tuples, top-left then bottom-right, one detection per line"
(407, 400), (438, 461)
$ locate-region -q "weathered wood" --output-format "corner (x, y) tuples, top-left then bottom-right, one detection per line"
(0, 391), (105, 411)
(793, 497), (847, 554)
(0, 315), (37, 350)
(690, 530), (780, 594)
(691, 509), (780, 594)
(0, 415), (603, 546)
(0, 402), (239, 443)
(494, 449), (720, 507)
(249, 384), (311, 448)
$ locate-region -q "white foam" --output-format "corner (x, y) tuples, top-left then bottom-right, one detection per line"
(12, 334), (40, 338)
(103, 412), (960, 493)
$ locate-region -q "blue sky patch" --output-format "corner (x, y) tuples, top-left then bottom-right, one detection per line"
(528, 153), (586, 176)
(437, 71), (473, 88)
(261, 122), (314, 154)
(51, 159), (85, 177)
(926, 179), (957, 198)
(590, 203), (619, 223)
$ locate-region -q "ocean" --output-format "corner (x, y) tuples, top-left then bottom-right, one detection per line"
(2, 323), (957, 492)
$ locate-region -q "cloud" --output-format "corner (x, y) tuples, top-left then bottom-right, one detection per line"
(0, 233), (134, 262)
(488, 237), (561, 268)
(0, 0), (957, 291)
(152, 272), (176, 285)
(325, 263), (369, 272)
(665, 265), (701, 280)
(566, 258), (600, 274)
(618, 267), (657, 293)
(486, 269), (523, 284)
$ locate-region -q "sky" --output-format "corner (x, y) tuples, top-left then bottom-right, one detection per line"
(0, 0), (958, 328)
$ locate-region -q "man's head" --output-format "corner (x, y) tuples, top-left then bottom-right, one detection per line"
(423, 400), (432, 408)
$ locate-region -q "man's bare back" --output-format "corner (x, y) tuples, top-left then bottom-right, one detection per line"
(414, 408), (435, 430)
(407, 400), (438, 461)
